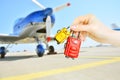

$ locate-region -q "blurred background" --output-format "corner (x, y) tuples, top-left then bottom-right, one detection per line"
(0, 0), (120, 52)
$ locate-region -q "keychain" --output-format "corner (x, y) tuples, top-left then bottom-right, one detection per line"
(64, 31), (81, 59)
(55, 26), (70, 44)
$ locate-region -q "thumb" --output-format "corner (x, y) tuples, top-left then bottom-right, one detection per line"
(70, 24), (89, 32)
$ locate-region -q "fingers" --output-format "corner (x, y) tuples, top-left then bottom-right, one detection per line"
(71, 15), (91, 32)
(72, 31), (88, 42)
(70, 24), (89, 42)
(70, 24), (89, 32)
(72, 14), (93, 25)
(72, 16), (85, 25)
(70, 14), (95, 41)
(80, 31), (87, 41)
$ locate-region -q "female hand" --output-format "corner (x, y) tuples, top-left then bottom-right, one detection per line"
(70, 14), (120, 46)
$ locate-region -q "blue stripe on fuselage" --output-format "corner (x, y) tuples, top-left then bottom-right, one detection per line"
(13, 9), (55, 35)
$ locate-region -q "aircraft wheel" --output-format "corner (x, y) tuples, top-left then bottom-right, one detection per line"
(47, 46), (57, 55)
(49, 46), (54, 52)
(1, 53), (5, 58)
(0, 47), (6, 58)
(36, 44), (45, 57)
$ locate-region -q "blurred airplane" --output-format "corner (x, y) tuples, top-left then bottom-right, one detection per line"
(111, 23), (120, 31)
(0, 0), (70, 58)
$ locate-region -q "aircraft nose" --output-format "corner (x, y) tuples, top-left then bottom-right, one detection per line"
(44, 8), (53, 16)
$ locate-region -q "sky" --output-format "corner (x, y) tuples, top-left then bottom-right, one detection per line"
(0, 0), (120, 52)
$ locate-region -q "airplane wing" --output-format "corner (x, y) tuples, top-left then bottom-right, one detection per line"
(0, 34), (20, 44)
(0, 34), (37, 44)
(0, 33), (55, 44)
(0, 33), (43, 44)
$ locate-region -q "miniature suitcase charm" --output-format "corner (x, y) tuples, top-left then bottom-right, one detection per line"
(55, 27), (70, 44)
(64, 32), (81, 59)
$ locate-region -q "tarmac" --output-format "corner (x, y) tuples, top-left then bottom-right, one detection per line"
(0, 46), (120, 80)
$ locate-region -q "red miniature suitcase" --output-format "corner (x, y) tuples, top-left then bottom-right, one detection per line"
(64, 32), (81, 59)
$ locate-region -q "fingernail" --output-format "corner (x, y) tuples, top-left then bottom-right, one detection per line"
(71, 25), (77, 29)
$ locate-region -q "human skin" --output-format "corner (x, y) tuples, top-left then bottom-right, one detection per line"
(70, 14), (120, 46)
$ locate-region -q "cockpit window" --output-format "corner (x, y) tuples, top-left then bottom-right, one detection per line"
(14, 18), (24, 25)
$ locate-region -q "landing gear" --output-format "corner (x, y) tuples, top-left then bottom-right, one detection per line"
(34, 36), (45, 57)
(47, 45), (57, 55)
(34, 36), (57, 57)
(36, 44), (45, 57)
(49, 46), (54, 52)
(0, 47), (6, 58)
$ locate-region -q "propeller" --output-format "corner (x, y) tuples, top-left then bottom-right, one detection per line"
(32, 0), (52, 40)
(32, 0), (45, 9)
(32, 0), (70, 41)
(53, 3), (70, 12)
(46, 16), (52, 42)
